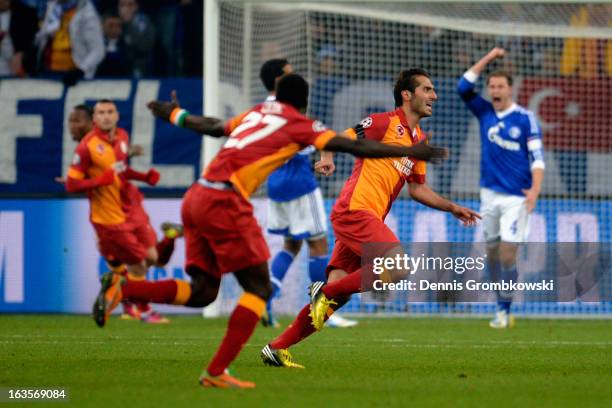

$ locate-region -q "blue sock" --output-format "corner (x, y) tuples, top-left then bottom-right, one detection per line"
(498, 264), (517, 313)
(269, 250), (295, 300)
(308, 255), (329, 283)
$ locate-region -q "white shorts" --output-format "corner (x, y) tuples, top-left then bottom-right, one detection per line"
(267, 188), (327, 241)
(480, 188), (529, 243)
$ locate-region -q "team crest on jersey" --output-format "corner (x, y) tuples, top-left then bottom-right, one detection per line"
(360, 117), (373, 128)
(396, 125), (405, 138)
(120, 141), (128, 154)
(509, 126), (521, 139)
(312, 121), (327, 133)
(96, 144), (105, 154)
(72, 153), (80, 165)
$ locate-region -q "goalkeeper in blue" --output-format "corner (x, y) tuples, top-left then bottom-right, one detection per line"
(458, 48), (545, 329)
(259, 59), (357, 329)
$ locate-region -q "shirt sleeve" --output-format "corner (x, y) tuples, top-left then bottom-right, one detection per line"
(407, 160), (427, 184)
(525, 111), (545, 170)
(344, 113), (389, 141)
(223, 110), (250, 136)
(67, 142), (92, 180)
(457, 70), (494, 118)
(287, 117), (337, 150)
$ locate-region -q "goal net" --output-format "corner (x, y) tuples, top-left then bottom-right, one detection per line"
(207, 0), (612, 317)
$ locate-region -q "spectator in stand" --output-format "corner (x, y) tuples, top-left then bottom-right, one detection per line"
(96, 12), (132, 77)
(35, 0), (105, 86)
(0, 0), (39, 77)
(118, 0), (155, 77)
(560, 4), (611, 78)
(139, 0), (180, 76)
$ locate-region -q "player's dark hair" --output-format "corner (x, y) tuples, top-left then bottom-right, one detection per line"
(487, 70), (513, 86)
(73, 104), (93, 119)
(393, 68), (431, 107)
(96, 98), (115, 105)
(260, 58), (289, 92)
(276, 73), (309, 111)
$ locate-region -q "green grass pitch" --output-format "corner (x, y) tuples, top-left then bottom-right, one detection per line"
(1, 315), (611, 407)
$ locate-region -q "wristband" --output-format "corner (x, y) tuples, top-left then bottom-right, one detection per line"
(170, 108), (189, 127)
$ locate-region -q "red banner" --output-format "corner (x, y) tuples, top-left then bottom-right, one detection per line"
(517, 78), (612, 152)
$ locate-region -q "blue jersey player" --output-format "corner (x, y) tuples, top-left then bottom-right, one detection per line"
(458, 48), (545, 328)
(260, 59), (357, 329)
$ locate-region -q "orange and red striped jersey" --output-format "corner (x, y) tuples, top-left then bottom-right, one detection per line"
(67, 126), (143, 227)
(204, 101), (336, 199)
(333, 108), (427, 220)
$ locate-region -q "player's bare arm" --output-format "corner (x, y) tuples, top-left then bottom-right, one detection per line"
(323, 135), (448, 163)
(523, 168), (544, 213)
(408, 183), (480, 226)
(147, 90), (226, 137)
(469, 47), (505, 75)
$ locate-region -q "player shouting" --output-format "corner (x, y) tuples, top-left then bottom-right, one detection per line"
(457, 48), (545, 328)
(261, 68), (480, 368)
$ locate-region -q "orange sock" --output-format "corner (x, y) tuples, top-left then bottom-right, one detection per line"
(206, 293), (265, 376)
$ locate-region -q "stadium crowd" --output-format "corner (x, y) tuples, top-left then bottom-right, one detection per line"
(1, 1), (609, 84)
(309, 4), (612, 81)
(0, 0), (202, 82)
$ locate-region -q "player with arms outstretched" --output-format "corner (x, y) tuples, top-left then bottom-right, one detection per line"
(261, 69), (480, 368)
(100, 73), (448, 388)
(260, 59), (356, 329)
(457, 48), (545, 328)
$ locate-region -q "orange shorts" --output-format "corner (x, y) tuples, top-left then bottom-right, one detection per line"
(94, 220), (157, 265)
(181, 183), (270, 278)
(326, 210), (399, 275)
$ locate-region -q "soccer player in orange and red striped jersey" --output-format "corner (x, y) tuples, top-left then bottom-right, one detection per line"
(98, 73), (448, 388)
(60, 103), (179, 323)
(261, 69), (480, 368)
(65, 99), (179, 325)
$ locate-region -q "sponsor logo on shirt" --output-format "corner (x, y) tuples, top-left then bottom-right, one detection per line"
(487, 125), (520, 151)
(72, 153), (80, 165)
(393, 157), (415, 178)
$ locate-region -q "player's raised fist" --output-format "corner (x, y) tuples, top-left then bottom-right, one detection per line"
(487, 47), (505, 60)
